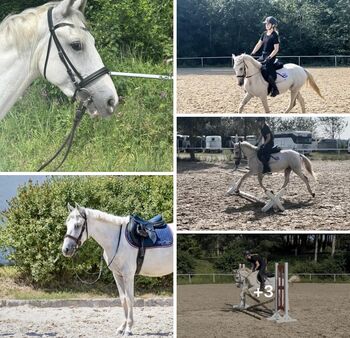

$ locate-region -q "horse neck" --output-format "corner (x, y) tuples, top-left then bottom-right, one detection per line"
(0, 10), (45, 119)
(241, 143), (257, 159)
(243, 55), (261, 71)
(86, 209), (129, 255)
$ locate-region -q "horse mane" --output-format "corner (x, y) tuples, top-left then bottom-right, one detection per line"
(241, 141), (257, 150)
(86, 208), (129, 226)
(242, 54), (262, 69)
(0, 2), (86, 51)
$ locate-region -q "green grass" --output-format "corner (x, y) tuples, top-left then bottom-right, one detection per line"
(177, 149), (234, 162)
(0, 266), (172, 299)
(309, 152), (350, 161)
(0, 57), (173, 172)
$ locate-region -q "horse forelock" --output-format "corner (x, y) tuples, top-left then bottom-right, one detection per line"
(0, 2), (86, 52)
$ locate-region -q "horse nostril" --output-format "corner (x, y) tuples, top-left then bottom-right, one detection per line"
(107, 98), (115, 107)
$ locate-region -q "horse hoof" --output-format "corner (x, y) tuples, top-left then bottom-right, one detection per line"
(117, 330), (124, 336)
(124, 331), (133, 336)
(312, 193), (315, 198)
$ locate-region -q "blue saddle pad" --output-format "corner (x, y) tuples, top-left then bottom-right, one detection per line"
(125, 222), (173, 248)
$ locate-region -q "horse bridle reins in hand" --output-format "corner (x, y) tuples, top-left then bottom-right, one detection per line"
(38, 7), (110, 171)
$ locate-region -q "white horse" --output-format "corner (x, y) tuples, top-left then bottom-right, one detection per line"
(62, 205), (173, 336)
(234, 266), (275, 309)
(0, 0), (118, 119)
(229, 141), (316, 197)
(232, 54), (324, 113)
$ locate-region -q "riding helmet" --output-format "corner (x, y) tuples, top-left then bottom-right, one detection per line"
(263, 16), (278, 26)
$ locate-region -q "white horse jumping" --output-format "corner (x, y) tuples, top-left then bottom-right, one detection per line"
(0, 0), (118, 119)
(232, 54), (324, 113)
(62, 205), (173, 336)
(234, 265), (275, 309)
(230, 141), (316, 197)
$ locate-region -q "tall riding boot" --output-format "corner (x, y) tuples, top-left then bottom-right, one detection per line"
(262, 162), (272, 174)
(268, 75), (279, 97)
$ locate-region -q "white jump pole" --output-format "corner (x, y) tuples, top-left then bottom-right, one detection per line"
(110, 72), (173, 80)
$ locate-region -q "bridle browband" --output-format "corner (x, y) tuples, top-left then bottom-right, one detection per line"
(38, 7), (110, 171)
(64, 210), (88, 249)
(43, 7), (109, 100)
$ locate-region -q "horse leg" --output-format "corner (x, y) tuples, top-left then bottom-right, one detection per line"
(281, 168), (292, 190)
(296, 92), (306, 113)
(260, 96), (271, 113)
(113, 273), (127, 335)
(283, 90), (299, 113)
(238, 92), (252, 113)
(123, 275), (135, 336)
(257, 173), (267, 192)
(293, 168), (315, 197)
(234, 171), (252, 191)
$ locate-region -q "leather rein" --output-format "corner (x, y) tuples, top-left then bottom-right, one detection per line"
(65, 211), (123, 285)
(38, 7), (109, 171)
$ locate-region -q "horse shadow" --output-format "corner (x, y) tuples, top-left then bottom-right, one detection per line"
(224, 198), (315, 222)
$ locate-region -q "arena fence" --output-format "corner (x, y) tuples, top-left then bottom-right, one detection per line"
(177, 273), (350, 285)
(177, 55), (350, 68)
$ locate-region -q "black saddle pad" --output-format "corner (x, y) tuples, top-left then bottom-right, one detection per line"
(270, 146), (281, 154)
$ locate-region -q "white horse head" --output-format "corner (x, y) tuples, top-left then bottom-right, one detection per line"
(0, 0), (118, 118)
(62, 203), (88, 257)
(232, 54), (262, 87)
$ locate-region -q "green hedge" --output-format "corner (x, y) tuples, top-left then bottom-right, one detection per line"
(0, 176), (173, 291)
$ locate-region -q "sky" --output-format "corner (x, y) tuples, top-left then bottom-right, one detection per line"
(338, 118), (350, 139)
(0, 175), (50, 213)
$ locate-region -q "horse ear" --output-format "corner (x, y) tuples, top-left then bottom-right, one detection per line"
(67, 203), (74, 212)
(54, 0), (76, 19)
(76, 204), (86, 217)
(73, 0), (87, 13)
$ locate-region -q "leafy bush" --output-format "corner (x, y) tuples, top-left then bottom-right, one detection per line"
(0, 176), (173, 291)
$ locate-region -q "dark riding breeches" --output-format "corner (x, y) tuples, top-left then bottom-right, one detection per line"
(257, 144), (273, 171)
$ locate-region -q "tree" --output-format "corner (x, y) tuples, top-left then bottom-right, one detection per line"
(318, 117), (348, 139)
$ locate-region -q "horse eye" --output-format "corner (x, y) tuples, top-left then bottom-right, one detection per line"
(71, 41), (82, 51)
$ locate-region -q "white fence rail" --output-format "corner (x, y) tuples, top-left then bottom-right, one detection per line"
(177, 273), (350, 284)
(177, 55), (350, 67)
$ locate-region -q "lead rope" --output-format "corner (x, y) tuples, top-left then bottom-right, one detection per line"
(37, 97), (91, 172)
(72, 224), (123, 285)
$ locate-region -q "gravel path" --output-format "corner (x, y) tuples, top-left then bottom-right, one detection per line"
(177, 67), (350, 113)
(177, 159), (350, 230)
(0, 305), (173, 338)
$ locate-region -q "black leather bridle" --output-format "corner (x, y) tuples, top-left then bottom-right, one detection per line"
(43, 7), (110, 100)
(38, 7), (110, 171)
(64, 211), (88, 249)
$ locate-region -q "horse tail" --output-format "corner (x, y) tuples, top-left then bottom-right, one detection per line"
(300, 154), (317, 180)
(304, 69), (324, 99)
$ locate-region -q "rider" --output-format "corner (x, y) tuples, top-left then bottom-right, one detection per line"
(256, 117), (274, 174)
(244, 251), (267, 292)
(251, 16), (280, 97)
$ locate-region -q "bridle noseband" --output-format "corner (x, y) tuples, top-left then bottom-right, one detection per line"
(38, 7), (111, 172)
(43, 7), (110, 101)
(64, 212), (88, 249)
